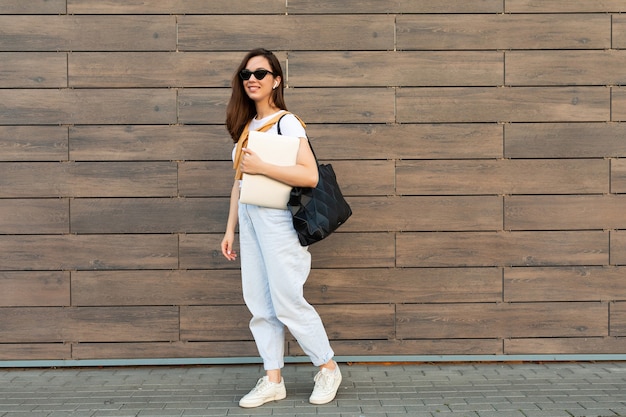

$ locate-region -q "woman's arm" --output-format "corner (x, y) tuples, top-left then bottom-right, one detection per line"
(220, 179), (240, 261)
(239, 137), (318, 188)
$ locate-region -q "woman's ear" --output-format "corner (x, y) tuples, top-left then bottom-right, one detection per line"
(273, 77), (281, 90)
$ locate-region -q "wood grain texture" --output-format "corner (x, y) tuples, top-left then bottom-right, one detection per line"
(397, 14), (610, 50)
(505, 123), (626, 158)
(0, 53), (67, 88)
(0, 199), (68, 234)
(305, 268), (501, 304)
(506, 0), (626, 12)
(70, 125), (232, 161)
(67, 0), (285, 14)
(505, 337), (626, 354)
(288, 0), (502, 14)
(72, 270), (243, 306)
(397, 87), (609, 123)
(0, 89), (177, 125)
(397, 302), (607, 339)
(344, 196), (502, 232)
(1, 4), (624, 360)
(397, 159), (608, 195)
(0, 235), (178, 271)
(0, 272), (70, 307)
(504, 267), (626, 302)
(0, 0), (66, 14)
(71, 198), (229, 233)
(0, 126), (68, 161)
(178, 15), (394, 51)
(396, 231), (608, 267)
(0, 307), (179, 343)
(0, 15), (175, 52)
(505, 195), (626, 230)
(288, 51), (503, 87)
(506, 51), (626, 86)
(610, 302), (626, 336)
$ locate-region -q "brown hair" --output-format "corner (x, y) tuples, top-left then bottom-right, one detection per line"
(225, 48), (287, 142)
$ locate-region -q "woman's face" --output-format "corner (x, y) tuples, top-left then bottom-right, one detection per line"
(242, 55), (280, 104)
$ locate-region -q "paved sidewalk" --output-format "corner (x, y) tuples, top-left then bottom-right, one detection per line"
(0, 361), (625, 417)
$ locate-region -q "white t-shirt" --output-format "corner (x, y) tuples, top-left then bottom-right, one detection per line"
(232, 110), (307, 161)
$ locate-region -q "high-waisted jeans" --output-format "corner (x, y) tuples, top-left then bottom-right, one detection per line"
(238, 202), (334, 370)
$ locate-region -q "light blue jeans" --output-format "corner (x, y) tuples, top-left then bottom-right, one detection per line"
(238, 202), (334, 370)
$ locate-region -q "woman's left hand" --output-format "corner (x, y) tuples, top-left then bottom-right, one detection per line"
(240, 148), (265, 175)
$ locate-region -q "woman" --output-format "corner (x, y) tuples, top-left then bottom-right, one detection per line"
(221, 48), (341, 408)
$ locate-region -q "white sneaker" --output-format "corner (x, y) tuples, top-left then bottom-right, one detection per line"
(239, 376), (287, 408)
(309, 363), (342, 405)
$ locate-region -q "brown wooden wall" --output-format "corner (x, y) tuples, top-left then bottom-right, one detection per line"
(1, 0), (626, 363)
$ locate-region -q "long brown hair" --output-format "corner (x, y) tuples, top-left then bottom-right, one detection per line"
(225, 48), (287, 142)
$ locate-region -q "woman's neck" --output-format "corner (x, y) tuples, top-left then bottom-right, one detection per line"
(255, 103), (280, 120)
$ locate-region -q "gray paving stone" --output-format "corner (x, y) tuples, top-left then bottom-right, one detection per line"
(0, 362), (625, 416)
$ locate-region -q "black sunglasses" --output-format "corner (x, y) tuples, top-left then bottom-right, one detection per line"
(239, 69), (275, 80)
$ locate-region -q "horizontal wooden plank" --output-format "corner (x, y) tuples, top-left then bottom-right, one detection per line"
(288, 51), (503, 87)
(178, 161), (234, 197)
(179, 233), (394, 270)
(287, 88), (395, 124)
(178, 88), (396, 125)
(505, 337), (626, 354)
(0, 0), (66, 14)
(178, 15), (394, 51)
(611, 87), (626, 121)
(397, 159), (609, 195)
(397, 302), (607, 339)
(0, 344), (70, 360)
(179, 234), (240, 270)
(69, 52), (254, 88)
(0, 307), (179, 343)
(504, 267), (626, 302)
(288, 0), (502, 13)
(0, 126), (68, 162)
(67, 0), (284, 14)
(505, 195), (626, 231)
(344, 196), (502, 232)
(72, 341), (259, 360)
(397, 87), (609, 123)
(612, 159), (626, 193)
(180, 305), (252, 342)
(0, 162), (177, 198)
(0, 235), (178, 271)
(0, 15), (176, 51)
(0, 272), (70, 307)
(614, 15), (626, 49)
(0, 89), (176, 125)
(505, 123), (626, 158)
(70, 125), (232, 161)
(71, 198), (229, 233)
(610, 231), (626, 266)
(0, 52), (66, 88)
(177, 89), (230, 125)
(506, 0), (626, 12)
(308, 123), (503, 160)
(396, 231), (608, 267)
(317, 304), (395, 340)
(72, 270), (243, 306)
(0, 199), (68, 234)
(298, 339), (503, 357)
(397, 14), (610, 50)
(305, 268), (502, 304)
(506, 51), (626, 86)
(309, 233), (395, 269)
(611, 302), (626, 336)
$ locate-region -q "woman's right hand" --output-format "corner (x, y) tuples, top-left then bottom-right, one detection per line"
(221, 232), (237, 261)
